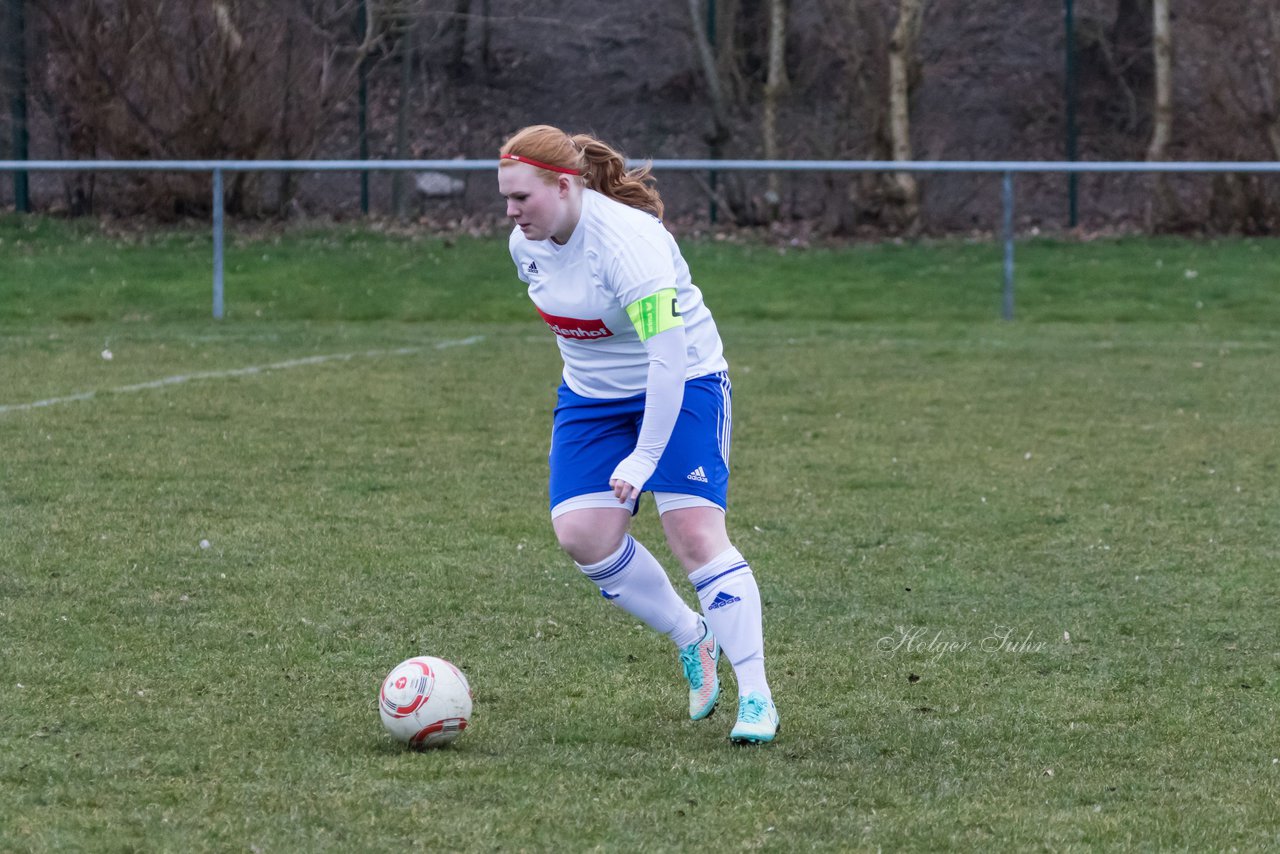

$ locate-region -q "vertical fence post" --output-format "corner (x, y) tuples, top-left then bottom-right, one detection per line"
(1002, 171), (1015, 321)
(1064, 0), (1079, 227)
(212, 167), (225, 320)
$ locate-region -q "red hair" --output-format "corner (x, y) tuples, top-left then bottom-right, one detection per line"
(499, 125), (664, 220)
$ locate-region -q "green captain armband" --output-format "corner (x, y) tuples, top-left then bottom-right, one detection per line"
(625, 288), (684, 341)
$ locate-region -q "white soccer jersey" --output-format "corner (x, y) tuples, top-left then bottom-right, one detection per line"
(509, 189), (727, 399)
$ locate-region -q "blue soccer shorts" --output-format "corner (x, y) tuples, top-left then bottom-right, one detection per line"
(548, 371), (733, 513)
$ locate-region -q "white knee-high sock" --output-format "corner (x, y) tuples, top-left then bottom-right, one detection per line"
(578, 534), (703, 649)
(688, 547), (771, 700)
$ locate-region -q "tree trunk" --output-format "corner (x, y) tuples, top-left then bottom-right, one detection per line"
(887, 0), (924, 232)
(1265, 5), (1280, 159)
(1146, 0), (1172, 161)
(687, 0), (733, 149)
(393, 13), (415, 220)
(276, 13), (298, 215)
(8, 0), (31, 211)
(761, 0), (788, 220)
(446, 0), (470, 72)
(479, 0), (492, 76)
(1146, 0), (1176, 228)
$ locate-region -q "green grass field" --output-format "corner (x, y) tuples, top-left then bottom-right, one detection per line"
(2, 215), (1278, 851)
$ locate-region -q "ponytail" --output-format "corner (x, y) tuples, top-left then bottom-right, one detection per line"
(500, 125), (664, 220)
(570, 134), (664, 220)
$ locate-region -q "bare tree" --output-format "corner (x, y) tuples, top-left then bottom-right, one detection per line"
(26, 0), (379, 216)
(1264, 5), (1280, 159)
(4, 0), (31, 211)
(1183, 0), (1280, 232)
(760, 0), (789, 220)
(886, 0), (925, 231)
(686, 0), (735, 154)
(799, 0), (926, 235)
(1145, 0), (1180, 228)
(1145, 0), (1172, 162)
(441, 0), (470, 73)
(386, 0), (418, 219)
(801, 0), (889, 234)
(685, 0), (797, 224)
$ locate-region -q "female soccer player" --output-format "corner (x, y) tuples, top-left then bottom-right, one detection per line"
(498, 125), (778, 744)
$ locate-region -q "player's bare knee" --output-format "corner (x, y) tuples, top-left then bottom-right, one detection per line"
(669, 535), (720, 571)
(553, 516), (625, 566)
(663, 512), (732, 571)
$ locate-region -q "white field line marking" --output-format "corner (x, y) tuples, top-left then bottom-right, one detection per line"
(0, 335), (484, 416)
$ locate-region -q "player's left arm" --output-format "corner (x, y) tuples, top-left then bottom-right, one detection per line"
(608, 288), (687, 502)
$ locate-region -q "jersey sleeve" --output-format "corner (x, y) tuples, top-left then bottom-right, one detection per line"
(600, 220), (678, 308)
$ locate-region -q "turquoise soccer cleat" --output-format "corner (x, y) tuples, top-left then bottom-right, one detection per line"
(679, 618), (720, 721)
(729, 691), (779, 744)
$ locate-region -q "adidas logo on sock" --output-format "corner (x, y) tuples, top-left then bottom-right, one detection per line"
(708, 591), (741, 610)
(686, 466), (709, 483)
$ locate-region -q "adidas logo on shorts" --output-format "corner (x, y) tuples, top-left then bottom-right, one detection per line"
(686, 466), (709, 483)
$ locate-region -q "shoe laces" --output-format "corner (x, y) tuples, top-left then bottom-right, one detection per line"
(679, 640), (707, 689)
(738, 693), (770, 723)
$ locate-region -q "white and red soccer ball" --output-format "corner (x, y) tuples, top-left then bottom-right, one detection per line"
(378, 656), (472, 749)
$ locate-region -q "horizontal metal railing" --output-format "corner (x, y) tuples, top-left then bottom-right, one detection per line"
(4, 159), (1279, 319)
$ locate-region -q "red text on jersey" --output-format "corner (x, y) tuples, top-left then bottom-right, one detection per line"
(535, 307), (614, 339)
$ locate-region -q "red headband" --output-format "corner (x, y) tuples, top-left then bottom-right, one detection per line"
(500, 153), (582, 175)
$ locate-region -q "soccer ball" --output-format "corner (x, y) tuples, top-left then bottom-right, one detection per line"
(378, 656), (473, 749)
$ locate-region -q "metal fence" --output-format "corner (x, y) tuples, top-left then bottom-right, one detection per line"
(4, 159), (1280, 320)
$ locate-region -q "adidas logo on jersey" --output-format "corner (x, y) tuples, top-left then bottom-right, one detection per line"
(526, 260), (539, 276)
(686, 466), (709, 483)
(708, 591), (741, 610)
